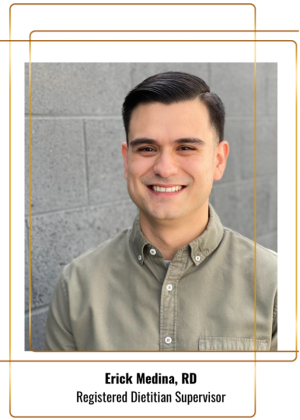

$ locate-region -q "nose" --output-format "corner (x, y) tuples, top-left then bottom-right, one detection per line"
(153, 150), (178, 179)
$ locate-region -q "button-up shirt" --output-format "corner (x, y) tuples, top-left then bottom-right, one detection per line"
(44, 205), (277, 351)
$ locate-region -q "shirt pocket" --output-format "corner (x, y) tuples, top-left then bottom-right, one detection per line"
(198, 337), (269, 351)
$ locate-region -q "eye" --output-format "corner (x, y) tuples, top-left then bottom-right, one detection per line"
(138, 147), (156, 152)
(178, 146), (195, 151)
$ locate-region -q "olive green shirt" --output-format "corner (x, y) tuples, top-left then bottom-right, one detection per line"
(44, 206), (277, 351)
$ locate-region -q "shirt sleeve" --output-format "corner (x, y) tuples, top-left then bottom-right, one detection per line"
(44, 271), (77, 351)
(270, 290), (277, 351)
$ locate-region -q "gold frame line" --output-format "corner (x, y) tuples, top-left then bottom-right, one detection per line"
(9, 2), (256, 7)
(296, 42), (298, 354)
(253, 21), (257, 413)
(8, 8), (12, 418)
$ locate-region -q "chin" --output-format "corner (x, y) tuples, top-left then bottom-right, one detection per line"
(147, 211), (182, 221)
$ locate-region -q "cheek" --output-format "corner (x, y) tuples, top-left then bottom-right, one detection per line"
(128, 159), (153, 178)
(181, 159), (205, 179)
(186, 159), (215, 185)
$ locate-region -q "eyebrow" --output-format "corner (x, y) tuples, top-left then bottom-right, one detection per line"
(129, 137), (205, 148)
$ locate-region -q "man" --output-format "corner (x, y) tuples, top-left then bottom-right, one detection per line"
(44, 72), (277, 351)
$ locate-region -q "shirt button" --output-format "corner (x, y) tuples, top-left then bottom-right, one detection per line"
(138, 255), (142, 261)
(195, 255), (201, 262)
(150, 249), (156, 255)
(166, 284), (173, 291)
(165, 337), (172, 344)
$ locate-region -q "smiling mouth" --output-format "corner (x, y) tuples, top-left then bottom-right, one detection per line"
(147, 185), (186, 193)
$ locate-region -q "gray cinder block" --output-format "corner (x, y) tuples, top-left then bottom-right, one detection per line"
(222, 117), (277, 184)
(257, 231), (277, 252)
(84, 118), (130, 205)
(256, 118), (277, 176)
(210, 63), (274, 117)
(256, 175), (277, 235)
(30, 201), (137, 307)
(25, 63), (131, 116)
(265, 74), (277, 116)
(221, 118), (255, 184)
(238, 117), (277, 179)
(211, 180), (255, 240)
(255, 63), (277, 117)
(213, 176), (276, 243)
(25, 118), (88, 215)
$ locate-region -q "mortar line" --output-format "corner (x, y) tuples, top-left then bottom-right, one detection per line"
(25, 304), (49, 316)
(25, 115), (122, 119)
(212, 174), (277, 189)
(26, 198), (135, 218)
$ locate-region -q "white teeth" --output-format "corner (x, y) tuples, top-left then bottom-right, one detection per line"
(152, 185), (183, 192)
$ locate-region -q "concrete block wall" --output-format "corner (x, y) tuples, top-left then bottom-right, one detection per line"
(25, 63), (277, 350)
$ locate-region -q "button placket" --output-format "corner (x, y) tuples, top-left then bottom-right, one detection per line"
(159, 248), (186, 351)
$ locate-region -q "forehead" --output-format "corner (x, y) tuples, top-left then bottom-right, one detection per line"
(128, 99), (214, 142)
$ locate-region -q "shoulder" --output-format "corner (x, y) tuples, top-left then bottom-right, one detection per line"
(221, 227), (277, 274)
(223, 226), (277, 255)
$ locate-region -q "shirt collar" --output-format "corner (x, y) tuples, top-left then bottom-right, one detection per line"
(129, 204), (224, 266)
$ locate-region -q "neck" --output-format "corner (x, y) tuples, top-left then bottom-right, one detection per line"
(139, 203), (209, 260)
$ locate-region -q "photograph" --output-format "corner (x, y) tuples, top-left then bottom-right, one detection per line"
(24, 62), (277, 351)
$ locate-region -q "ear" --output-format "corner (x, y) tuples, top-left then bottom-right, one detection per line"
(213, 141), (229, 181)
(122, 142), (128, 180)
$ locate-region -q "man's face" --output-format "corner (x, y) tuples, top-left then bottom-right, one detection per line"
(122, 98), (229, 224)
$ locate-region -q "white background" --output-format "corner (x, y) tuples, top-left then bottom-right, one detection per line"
(0, 0), (299, 419)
